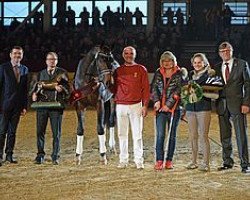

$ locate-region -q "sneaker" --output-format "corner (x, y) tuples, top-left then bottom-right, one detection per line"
(186, 163), (198, 170)
(154, 160), (163, 170)
(165, 160), (173, 169)
(117, 162), (128, 169)
(136, 163), (144, 169)
(198, 164), (210, 172)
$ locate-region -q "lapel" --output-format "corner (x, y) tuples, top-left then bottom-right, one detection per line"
(54, 67), (59, 76)
(214, 62), (225, 85)
(227, 58), (237, 84)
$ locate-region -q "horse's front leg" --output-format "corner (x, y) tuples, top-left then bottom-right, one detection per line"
(75, 103), (85, 165)
(105, 98), (116, 154)
(97, 99), (108, 165)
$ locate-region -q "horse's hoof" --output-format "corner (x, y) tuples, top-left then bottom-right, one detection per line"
(109, 147), (117, 155)
(76, 154), (81, 165)
(100, 154), (108, 165)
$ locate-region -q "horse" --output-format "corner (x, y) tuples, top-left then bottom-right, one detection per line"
(70, 45), (119, 165)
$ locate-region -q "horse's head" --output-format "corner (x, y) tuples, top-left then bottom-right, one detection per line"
(87, 45), (119, 88)
(73, 45), (119, 103)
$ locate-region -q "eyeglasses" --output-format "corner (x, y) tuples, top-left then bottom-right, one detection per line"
(46, 58), (57, 60)
(219, 49), (231, 53)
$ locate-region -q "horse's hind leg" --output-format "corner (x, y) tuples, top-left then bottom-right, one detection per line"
(97, 100), (108, 165)
(75, 107), (85, 165)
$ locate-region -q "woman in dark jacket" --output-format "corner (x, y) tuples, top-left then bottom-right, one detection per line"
(151, 51), (186, 170)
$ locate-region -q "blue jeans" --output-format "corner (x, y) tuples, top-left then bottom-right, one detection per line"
(155, 110), (181, 161)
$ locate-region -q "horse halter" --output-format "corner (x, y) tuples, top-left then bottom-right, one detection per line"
(87, 50), (114, 82)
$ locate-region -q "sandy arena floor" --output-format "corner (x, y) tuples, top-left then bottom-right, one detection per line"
(0, 109), (249, 200)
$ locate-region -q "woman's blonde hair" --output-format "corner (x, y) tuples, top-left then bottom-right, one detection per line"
(191, 53), (210, 67)
(160, 51), (177, 66)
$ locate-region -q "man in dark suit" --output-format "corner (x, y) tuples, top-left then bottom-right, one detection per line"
(32, 52), (70, 165)
(0, 46), (29, 167)
(215, 41), (250, 173)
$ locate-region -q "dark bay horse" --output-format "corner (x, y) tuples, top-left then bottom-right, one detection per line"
(70, 46), (119, 165)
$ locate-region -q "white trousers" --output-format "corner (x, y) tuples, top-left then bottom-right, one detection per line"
(116, 102), (144, 164)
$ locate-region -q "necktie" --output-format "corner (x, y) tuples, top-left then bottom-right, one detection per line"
(48, 69), (53, 76)
(225, 63), (230, 82)
(13, 66), (20, 82)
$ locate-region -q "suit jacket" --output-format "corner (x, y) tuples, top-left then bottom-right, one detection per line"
(214, 58), (250, 114)
(36, 67), (70, 109)
(0, 62), (29, 112)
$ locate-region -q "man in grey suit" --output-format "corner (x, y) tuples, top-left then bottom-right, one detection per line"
(215, 41), (250, 173)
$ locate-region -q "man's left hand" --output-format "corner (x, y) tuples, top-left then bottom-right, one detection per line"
(241, 105), (250, 114)
(142, 106), (148, 117)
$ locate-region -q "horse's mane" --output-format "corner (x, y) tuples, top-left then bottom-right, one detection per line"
(74, 46), (100, 90)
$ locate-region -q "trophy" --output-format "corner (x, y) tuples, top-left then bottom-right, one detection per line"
(31, 73), (68, 109)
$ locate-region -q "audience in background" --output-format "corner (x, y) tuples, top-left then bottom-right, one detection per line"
(0, 5), (249, 73)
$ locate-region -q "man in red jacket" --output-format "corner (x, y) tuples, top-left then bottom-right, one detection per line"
(114, 46), (150, 169)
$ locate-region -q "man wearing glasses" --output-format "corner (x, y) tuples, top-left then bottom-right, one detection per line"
(215, 41), (250, 173)
(32, 52), (70, 165)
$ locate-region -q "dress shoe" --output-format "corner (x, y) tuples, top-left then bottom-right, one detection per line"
(52, 159), (59, 165)
(35, 156), (44, 164)
(217, 164), (233, 171)
(5, 155), (18, 164)
(241, 167), (250, 173)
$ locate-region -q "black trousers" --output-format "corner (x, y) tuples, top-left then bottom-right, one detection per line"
(0, 110), (21, 159)
(36, 109), (63, 160)
(218, 108), (249, 169)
